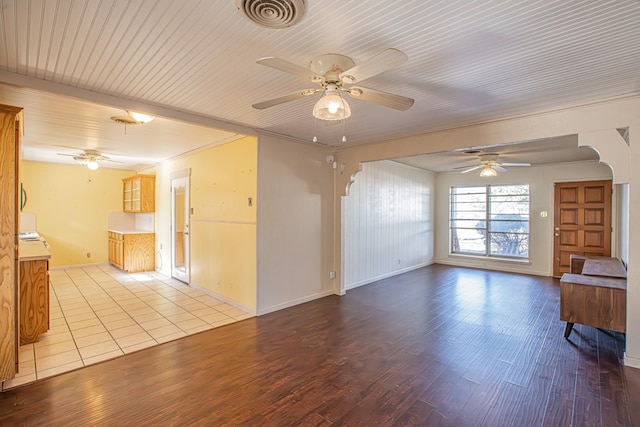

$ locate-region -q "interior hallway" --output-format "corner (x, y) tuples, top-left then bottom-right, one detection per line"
(2, 264), (253, 390)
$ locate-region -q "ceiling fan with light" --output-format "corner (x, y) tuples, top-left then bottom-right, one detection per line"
(458, 153), (531, 177)
(57, 149), (122, 170)
(252, 48), (415, 121)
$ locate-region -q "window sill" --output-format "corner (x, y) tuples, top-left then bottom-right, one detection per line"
(448, 253), (531, 265)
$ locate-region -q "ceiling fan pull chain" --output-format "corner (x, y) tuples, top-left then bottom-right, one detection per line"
(312, 117), (318, 143)
(342, 111), (347, 143)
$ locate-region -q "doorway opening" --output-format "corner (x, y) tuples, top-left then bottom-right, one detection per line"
(172, 175), (190, 283)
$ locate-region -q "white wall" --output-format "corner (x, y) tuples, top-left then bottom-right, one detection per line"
(434, 161), (613, 275)
(342, 160), (434, 289)
(616, 183), (629, 266)
(256, 135), (335, 315)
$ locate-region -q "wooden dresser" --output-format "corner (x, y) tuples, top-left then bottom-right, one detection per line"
(560, 256), (626, 338)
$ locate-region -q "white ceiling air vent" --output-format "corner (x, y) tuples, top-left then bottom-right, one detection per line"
(235, 0), (305, 29)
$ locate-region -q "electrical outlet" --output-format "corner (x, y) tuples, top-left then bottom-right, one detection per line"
(329, 271), (336, 279)
(86, 252), (91, 258)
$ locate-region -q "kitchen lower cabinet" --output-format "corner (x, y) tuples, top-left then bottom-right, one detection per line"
(108, 232), (124, 269)
(19, 258), (49, 345)
(108, 232), (155, 272)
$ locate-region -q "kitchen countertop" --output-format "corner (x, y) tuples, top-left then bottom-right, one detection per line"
(108, 229), (155, 235)
(19, 240), (51, 261)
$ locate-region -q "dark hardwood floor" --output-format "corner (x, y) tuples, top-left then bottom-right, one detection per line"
(1, 264), (637, 426)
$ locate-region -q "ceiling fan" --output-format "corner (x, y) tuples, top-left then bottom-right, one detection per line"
(252, 48), (415, 120)
(57, 149), (121, 170)
(459, 153), (531, 177)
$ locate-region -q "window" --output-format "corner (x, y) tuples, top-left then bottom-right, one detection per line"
(450, 184), (529, 258)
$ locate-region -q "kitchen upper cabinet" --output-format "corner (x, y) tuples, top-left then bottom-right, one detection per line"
(0, 105), (22, 383)
(123, 174), (155, 213)
(108, 232), (155, 272)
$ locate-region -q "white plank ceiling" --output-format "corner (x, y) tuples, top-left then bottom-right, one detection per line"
(0, 0), (638, 170)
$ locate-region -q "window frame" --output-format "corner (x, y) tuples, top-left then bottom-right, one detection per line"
(449, 184), (530, 260)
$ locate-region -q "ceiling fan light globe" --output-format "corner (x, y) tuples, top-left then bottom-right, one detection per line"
(313, 94), (351, 120)
(127, 111), (155, 124)
(480, 166), (497, 177)
(87, 160), (100, 170)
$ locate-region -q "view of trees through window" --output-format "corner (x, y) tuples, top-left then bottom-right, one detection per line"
(450, 184), (530, 258)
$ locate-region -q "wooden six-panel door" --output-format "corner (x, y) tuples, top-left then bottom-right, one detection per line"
(553, 180), (612, 277)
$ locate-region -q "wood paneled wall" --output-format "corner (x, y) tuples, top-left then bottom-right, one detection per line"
(342, 161), (434, 289)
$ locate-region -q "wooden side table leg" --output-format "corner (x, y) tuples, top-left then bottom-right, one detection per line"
(564, 322), (574, 338)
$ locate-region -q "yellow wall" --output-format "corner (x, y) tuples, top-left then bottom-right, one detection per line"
(144, 136), (257, 311)
(20, 161), (134, 267)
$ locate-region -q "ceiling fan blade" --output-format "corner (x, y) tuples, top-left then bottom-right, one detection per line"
(339, 48), (408, 84)
(494, 165), (508, 172)
(252, 89), (318, 110)
(460, 166), (482, 173)
(501, 162), (531, 167)
(256, 57), (323, 82)
(347, 86), (414, 111)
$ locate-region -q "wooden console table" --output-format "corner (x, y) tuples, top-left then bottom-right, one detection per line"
(560, 257), (626, 338)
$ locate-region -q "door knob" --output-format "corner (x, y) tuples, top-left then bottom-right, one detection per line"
(555, 233), (559, 237)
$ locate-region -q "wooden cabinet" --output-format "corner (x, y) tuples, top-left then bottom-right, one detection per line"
(123, 174), (155, 213)
(0, 105), (21, 383)
(108, 232), (155, 272)
(19, 257), (50, 345)
(108, 232), (124, 270)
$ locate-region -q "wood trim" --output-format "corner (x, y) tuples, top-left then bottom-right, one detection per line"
(0, 105), (21, 382)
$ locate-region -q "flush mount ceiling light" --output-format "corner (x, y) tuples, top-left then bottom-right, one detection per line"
(312, 84), (351, 121)
(127, 111), (155, 124)
(110, 111), (155, 126)
(111, 111), (155, 134)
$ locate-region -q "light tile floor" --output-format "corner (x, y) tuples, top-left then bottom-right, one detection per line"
(2, 264), (253, 390)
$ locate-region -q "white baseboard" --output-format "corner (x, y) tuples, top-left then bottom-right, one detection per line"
(257, 289), (335, 316)
(344, 261), (433, 291)
(624, 353), (640, 369)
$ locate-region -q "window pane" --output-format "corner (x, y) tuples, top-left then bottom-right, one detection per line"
(451, 210), (486, 220)
(452, 228), (486, 254)
(490, 232), (529, 257)
(489, 215), (529, 233)
(452, 219), (486, 229)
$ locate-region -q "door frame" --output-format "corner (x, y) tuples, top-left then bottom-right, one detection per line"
(170, 169), (190, 283)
